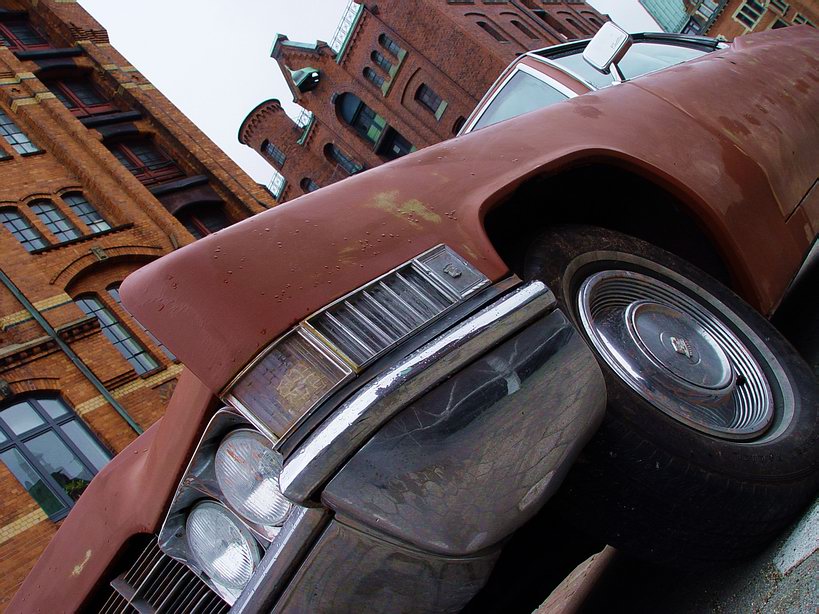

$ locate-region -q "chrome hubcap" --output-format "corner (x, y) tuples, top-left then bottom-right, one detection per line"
(577, 270), (773, 440)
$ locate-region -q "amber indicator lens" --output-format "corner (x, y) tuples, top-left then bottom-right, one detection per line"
(185, 500), (261, 591)
(215, 429), (291, 527)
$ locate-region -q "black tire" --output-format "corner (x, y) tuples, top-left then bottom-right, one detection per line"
(524, 225), (819, 564)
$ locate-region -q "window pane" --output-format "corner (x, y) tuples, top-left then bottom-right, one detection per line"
(63, 193), (111, 233)
(37, 398), (69, 420)
(0, 429), (7, 444)
(473, 70), (568, 131)
(0, 208), (47, 252)
(0, 401), (45, 435)
(24, 431), (93, 502)
(0, 110), (41, 155)
(0, 449), (64, 516)
(61, 421), (110, 472)
(30, 201), (80, 243)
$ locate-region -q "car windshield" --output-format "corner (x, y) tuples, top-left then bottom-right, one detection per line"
(550, 41), (710, 89)
(471, 69), (570, 132)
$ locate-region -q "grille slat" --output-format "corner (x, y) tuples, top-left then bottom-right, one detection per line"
(94, 536), (228, 614)
(310, 263), (456, 367)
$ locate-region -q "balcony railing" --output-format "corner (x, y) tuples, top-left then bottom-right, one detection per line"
(329, 0), (363, 56)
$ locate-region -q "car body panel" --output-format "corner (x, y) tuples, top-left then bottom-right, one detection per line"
(121, 27), (818, 395)
(7, 370), (216, 614)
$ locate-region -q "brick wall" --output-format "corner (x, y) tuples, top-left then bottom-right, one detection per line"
(0, 0), (274, 607)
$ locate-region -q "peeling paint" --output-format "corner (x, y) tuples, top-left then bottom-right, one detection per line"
(71, 549), (92, 577)
(368, 190), (441, 225)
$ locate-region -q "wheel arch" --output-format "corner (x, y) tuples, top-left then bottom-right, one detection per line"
(480, 154), (758, 305)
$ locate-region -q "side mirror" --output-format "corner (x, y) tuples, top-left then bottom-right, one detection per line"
(582, 22), (632, 82)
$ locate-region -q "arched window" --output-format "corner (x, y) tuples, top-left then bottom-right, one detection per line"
(336, 93), (384, 146)
(477, 21), (508, 42)
(0, 108), (40, 155)
(46, 76), (115, 118)
(260, 140), (286, 167)
(378, 33), (403, 58)
(324, 143), (363, 176)
(75, 294), (159, 374)
(62, 192), (111, 234)
(416, 84), (445, 115)
(300, 177), (320, 193)
(540, 12), (574, 40)
(511, 19), (538, 39)
(107, 283), (176, 361)
(29, 200), (80, 243)
(364, 67), (385, 88)
(0, 395), (111, 519)
(0, 207), (46, 252)
(371, 50), (393, 73)
(176, 202), (231, 240)
(108, 139), (184, 187)
(0, 20), (49, 52)
(562, 14), (591, 35)
(452, 116), (467, 135)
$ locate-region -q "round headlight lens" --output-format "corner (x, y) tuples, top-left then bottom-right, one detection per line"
(215, 429), (291, 527)
(186, 500), (260, 590)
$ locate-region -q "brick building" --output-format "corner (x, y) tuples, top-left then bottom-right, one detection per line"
(239, 0), (607, 203)
(641, 0), (816, 36)
(0, 0), (274, 605)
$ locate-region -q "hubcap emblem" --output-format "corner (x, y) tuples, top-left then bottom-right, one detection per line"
(670, 335), (694, 360)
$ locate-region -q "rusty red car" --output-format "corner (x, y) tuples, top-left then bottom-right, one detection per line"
(10, 23), (819, 614)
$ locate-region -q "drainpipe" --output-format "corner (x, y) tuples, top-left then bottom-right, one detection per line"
(0, 268), (143, 435)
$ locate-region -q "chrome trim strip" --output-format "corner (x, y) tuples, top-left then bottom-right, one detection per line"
(280, 281), (556, 502)
(461, 63), (579, 135)
(231, 506), (329, 614)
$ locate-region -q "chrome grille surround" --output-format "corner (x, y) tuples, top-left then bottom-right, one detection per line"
(225, 245), (489, 441)
(96, 536), (228, 614)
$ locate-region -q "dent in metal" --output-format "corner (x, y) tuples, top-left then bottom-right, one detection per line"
(322, 309), (606, 556)
(273, 519), (498, 614)
(280, 281), (556, 502)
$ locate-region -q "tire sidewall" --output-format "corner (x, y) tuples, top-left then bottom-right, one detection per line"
(526, 227), (819, 483)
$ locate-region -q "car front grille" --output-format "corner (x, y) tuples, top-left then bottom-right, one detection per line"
(95, 536), (228, 614)
(307, 263), (457, 367)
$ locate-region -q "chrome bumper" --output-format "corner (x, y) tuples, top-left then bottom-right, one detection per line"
(236, 281), (606, 613)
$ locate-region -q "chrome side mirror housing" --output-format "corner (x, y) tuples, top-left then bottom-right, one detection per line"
(582, 21), (632, 82)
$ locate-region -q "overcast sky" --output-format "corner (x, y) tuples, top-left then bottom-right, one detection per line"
(76, 0), (659, 186)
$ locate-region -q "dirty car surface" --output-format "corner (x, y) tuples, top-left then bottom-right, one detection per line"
(10, 26), (819, 614)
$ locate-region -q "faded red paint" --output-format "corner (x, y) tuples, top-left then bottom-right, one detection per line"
(7, 371), (217, 614)
(121, 27), (818, 395)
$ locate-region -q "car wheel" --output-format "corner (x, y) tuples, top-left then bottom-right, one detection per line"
(524, 225), (819, 564)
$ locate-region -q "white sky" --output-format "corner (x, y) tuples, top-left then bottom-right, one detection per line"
(77, 0), (659, 186)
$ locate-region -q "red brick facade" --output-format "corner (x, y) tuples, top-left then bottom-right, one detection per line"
(239, 0), (607, 203)
(0, 0), (274, 607)
(693, 0), (817, 39)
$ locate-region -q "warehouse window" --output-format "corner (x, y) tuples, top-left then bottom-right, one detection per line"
(0, 395), (111, 519)
(371, 50), (393, 73)
(176, 203), (231, 240)
(364, 67), (385, 88)
(109, 139), (184, 187)
(46, 77), (115, 118)
(378, 33), (403, 57)
(62, 192), (111, 234)
(0, 207), (46, 252)
(735, 0), (766, 28)
(477, 21), (508, 42)
(261, 140), (286, 167)
(336, 92), (384, 146)
(0, 109), (40, 155)
(300, 177), (320, 193)
(416, 84), (445, 114)
(0, 20), (49, 52)
(325, 143), (363, 176)
(30, 200), (80, 243)
(75, 294), (159, 375)
(511, 20), (538, 39)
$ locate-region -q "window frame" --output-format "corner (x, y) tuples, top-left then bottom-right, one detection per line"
(364, 67), (386, 89)
(371, 50), (393, 74)
(47, 77), (116, 118)
(325, 143), (363, 176)
(734, 0), (766, 29)
(109, 140), (184, 187)
(0, 108), (41, 155)
(75, 293), (160, 375)
(0, 396), (111, 520)
(261, 140), (286, 168)
(62, 192), (111, 234)
(378, 33), (404, 58)
(0, 19), (50, 52)
(0, 206), (47, 252)
(416, 83), (446, 116)
(300, 177), (320, 193)
(29, 199), (81, 243)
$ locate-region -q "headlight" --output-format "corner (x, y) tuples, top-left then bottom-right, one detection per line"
(186, 500), (261, 591)
(215, 429), (291, 528)
(226, 245), (488, 440)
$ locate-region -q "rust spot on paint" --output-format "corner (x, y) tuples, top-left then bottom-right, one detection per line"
(71, 550), (92, 577)
(573, 105), (603, 119)
(368, 190), (441, 225)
